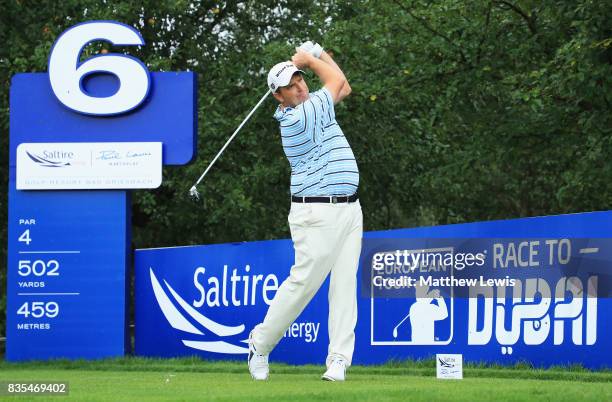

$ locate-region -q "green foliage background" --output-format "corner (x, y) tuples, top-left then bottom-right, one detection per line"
(0, 0), (611, 339)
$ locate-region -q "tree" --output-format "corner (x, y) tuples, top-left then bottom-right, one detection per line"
(1, 0), (610, 341)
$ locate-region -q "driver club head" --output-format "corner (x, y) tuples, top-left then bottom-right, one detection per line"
(189, 186), (200, 201)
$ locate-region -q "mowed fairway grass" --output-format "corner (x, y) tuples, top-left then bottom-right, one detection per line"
(0, 358), (610, 402)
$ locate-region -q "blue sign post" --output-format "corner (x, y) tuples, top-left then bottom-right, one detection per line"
(6, 21), (197, 361)
(7, 184), (131, 360)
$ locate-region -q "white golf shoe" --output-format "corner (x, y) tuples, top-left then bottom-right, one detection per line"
(321, 356), (347, 381)
(248, 332), (269, 380)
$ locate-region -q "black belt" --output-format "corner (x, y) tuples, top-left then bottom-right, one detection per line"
(291, 193), (358, 204)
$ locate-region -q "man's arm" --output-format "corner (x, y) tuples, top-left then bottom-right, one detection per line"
(291, 49), (346, 103)
(319, 51), (352, 104)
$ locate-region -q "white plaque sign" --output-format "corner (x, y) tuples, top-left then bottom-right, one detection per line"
(436, 354), (463, 379)
(17, 142), (162, 190)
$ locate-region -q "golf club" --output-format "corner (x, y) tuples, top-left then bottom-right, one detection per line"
(392, 313), (410, 338)
(189, 88), (272, 200)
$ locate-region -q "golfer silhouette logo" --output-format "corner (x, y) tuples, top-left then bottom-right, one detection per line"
(393, 284), (448, 344)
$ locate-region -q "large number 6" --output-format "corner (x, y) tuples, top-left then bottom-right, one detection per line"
(48, 21), (150, 116)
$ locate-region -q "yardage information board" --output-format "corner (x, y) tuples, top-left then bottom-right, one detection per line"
(7, 187), (130, 359)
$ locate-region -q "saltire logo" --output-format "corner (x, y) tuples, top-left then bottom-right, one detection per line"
(26, 151), (71, 167)
(149, 267), (249, 354)
(438, 357), (454, 368)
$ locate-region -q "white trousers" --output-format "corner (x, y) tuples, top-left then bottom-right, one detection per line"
(251, 200), (363, 365)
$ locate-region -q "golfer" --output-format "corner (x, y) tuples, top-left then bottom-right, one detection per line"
(248, 42), (362, 381)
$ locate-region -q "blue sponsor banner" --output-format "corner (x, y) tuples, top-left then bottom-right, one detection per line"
(135, 211), (611, 368)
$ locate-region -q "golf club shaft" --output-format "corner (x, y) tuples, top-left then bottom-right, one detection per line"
(191, 88), (272, 189)
(394, 313), (410, 332)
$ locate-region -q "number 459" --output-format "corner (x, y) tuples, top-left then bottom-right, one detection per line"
(17, 302), (59, 318)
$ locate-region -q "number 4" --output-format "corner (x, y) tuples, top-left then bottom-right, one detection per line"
(17, 302), (30, 317)
(18, 229), (32, 245)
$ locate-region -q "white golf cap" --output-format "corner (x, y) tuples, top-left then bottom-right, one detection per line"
(267, 61), (304, 92)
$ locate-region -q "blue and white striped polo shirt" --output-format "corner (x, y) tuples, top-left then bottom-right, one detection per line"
(274, 87), (359, 196)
